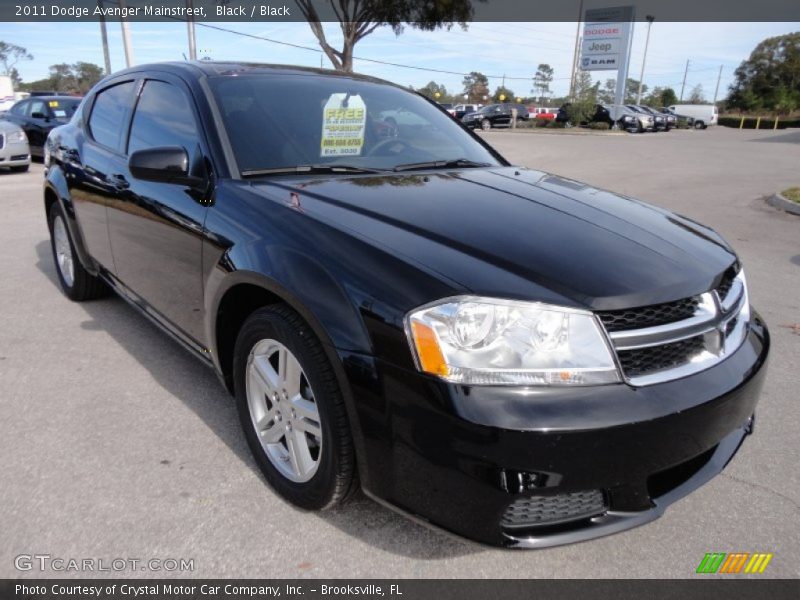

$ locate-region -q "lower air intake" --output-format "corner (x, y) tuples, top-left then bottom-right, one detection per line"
(501, 490), (607, 530)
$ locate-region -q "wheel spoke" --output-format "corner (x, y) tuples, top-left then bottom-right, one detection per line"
(251, 354), (280, 392)
(280, 349), (302, 398)
(287, 428), (315, 476)
(294, 417), (321, 439)
(261, 421), (285, 444)
(290, 394), (318, 421)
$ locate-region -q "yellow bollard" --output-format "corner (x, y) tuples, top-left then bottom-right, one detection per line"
(756, 117), (761, 129)
(774, 116), (779, 130)
(739, 116), (745, 129)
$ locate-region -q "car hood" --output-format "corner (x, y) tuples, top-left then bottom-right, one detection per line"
(251, 167), (736, 310)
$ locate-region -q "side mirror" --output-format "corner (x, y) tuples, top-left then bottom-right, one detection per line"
(129, 146), (203, 187)
(31, 111), (49, 120)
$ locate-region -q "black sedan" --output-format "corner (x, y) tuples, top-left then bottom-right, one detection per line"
(3, 95), (82, 157)
(44, 62), (767, 548)
(462, 103), (529, 130)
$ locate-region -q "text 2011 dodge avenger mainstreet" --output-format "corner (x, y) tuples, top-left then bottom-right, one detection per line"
(43, 62), (768, 548)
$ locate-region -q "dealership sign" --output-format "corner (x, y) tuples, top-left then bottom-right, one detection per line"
(579, 9), (633, 72)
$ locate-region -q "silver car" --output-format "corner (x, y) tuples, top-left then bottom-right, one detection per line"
(0, 120), (31, 172)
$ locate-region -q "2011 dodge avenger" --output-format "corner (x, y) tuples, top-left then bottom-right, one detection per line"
(43, 62), (768, 547)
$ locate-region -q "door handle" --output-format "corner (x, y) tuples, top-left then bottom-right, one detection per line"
(110, 174), (130, 191)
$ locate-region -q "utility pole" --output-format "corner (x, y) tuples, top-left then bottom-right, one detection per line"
(186, 0), (197, 60)
(636, 15), (655, 104)
(97, 0), (112, 74)
(679, 59), (690, 101)
(712, 65), (723, 105)
(569, 0), (585, 100)
(118, 0), (134, 67)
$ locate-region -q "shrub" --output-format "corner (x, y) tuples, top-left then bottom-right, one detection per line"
(587, 121), (610, 130)
(534, 117), (550, 128)
(547, 120), (567, 128)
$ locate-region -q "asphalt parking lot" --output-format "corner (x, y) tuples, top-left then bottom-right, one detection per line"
(1, 127), (798, 579)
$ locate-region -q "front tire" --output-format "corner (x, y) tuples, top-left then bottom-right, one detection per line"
(233, 305), (357, 510)
(48, 204), (108, 301)
(481, 119), (491, 131)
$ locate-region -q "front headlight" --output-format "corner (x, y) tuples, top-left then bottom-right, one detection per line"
(6, 129), (27, 143)
(405, 297), (620, 386)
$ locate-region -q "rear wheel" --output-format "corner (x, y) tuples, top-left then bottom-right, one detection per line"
(233, 305), (357, 510)
(694, 120), (705, 130)
(48, 204), (108, 301)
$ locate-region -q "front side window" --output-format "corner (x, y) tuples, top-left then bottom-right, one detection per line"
(209, 73), (502, 174)
(127, 80), (199, 157)
(88, 81), (136, 151)
(28, 100), (47, 117)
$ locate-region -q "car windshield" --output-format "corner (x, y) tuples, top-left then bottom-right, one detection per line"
(209, 73), (502, 174)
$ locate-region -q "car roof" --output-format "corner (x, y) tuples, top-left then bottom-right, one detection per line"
(107, 60), (400, 88)
(25, 95), (82, 102)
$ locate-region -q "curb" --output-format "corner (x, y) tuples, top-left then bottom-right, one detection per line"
(478, 128), (626, 137)
(767, 192), (800, 216)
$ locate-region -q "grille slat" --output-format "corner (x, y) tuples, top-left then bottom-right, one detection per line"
(501, 490), (607, 529)
(617, 336), (705, 378)
(597, 297), (699, 332)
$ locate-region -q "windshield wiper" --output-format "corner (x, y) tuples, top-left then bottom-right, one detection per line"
(241, 164), (388, 177)
(392, 158), (492, 172)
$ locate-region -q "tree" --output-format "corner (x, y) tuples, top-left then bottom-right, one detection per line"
(625, 78), (647, 103)
(18, 62), (104, 94)
(416, 81), (450, 102)
(688, 84), (705, 104)
(727, 32), (800, 113)
(0, 41), (33, 78)
(565, 70), (597, 125)
(296, 0), (476, 72)
(532, 64), (554, 103)
(492, 85), (515, 103)
(462, 71), (489, 103)
(597, 78), (616, 104)
(642, 86), (677, 107)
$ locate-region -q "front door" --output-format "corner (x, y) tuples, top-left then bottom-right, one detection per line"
(105, 76), (210, 346)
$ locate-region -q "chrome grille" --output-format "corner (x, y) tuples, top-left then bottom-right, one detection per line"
(501, 490), (607, 529)
(601, 269), (749, 386)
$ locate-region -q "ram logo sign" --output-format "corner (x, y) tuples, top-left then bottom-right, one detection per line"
(696, 552), (773, 574)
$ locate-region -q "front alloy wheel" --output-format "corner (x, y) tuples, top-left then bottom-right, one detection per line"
(246, 339), (322, 482)
(233, 305), (357, 510)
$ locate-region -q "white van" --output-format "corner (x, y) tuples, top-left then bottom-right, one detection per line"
(0, 75), (16, 112)
(668, 104), (718, 129)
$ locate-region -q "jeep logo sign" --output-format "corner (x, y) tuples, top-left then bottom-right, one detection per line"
(581, 39), (622, 56)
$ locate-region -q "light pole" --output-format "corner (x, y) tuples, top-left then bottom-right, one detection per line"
(569, 0), (585, 100)
(636, 15), (655, 104)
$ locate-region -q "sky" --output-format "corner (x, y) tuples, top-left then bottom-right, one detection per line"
(1, 20), (798, 102)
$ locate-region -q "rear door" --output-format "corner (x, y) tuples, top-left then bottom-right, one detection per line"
(105, 74), (210, 345)
(70, 78), (138, 272)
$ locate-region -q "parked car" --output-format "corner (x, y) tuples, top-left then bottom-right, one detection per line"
(45, 62), (767, 549)
(639, 105), (677, 130)
(463, 103), (528, 130)
(668, 104), (718, 129)
(583, 104), (643, 132)
(627, 105), (667, 131)
(2, 95), (82, 157)
(0, 75), (15, 113)
(529, 107), (557, 120)
(0, 120), (31, 172)
(452, 103), (479, 120)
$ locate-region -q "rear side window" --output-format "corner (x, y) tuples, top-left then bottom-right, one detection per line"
(10, 100), (28, 116)
(127, 80), (199, 156)
(88, 81), (136, 151)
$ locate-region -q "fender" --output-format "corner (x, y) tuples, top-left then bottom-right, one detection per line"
(205, 265), (373, 487)
(44, 166), (99, 276)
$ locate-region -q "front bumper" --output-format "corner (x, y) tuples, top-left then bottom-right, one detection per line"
(347, 314), (769, 547)
(0, 140), (31, 166)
